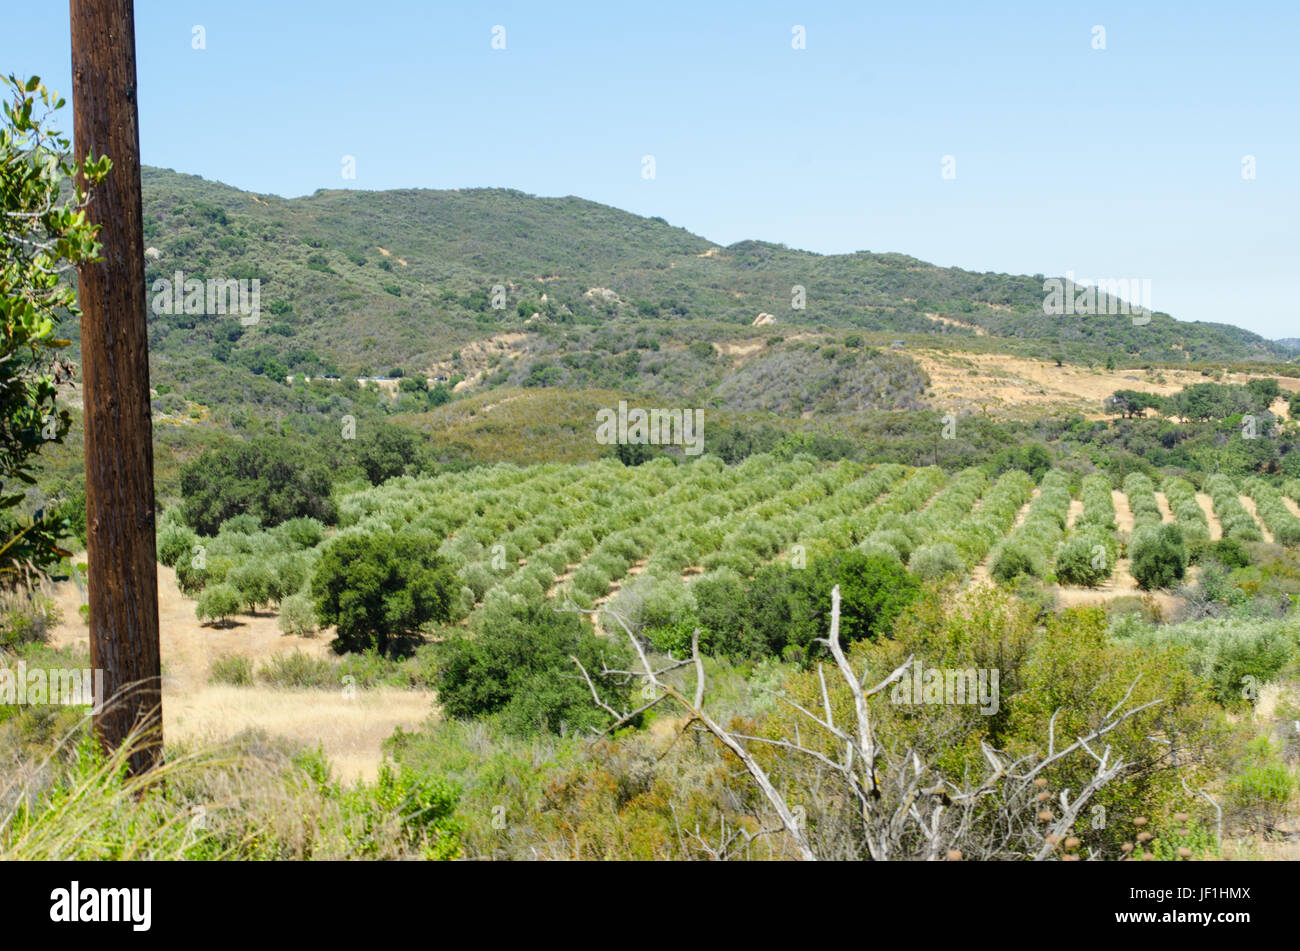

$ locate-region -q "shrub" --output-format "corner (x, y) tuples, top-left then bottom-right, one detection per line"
(218, 513), (262, 536)
(311, 530), (457, 655)
(1206, 537), (1252, 570)
(179, 438), (338, 535)
(278, 591), (318, 636)
(909, 542), (964, 580)
(1111, 616), (1293, 706)
(869, 528), (914, 561)
(258, 651), (338, 688)
(1226, 738), (1295, 825)
(208, 654), (253, 686)
(1054, 529), (1115, 587)
(1129, 524), (1188, 591)
(270, 552), (311, 601)
(459, 562), (495, 600)
(349, 424), (429, 485)
(157, 522), (198, 569)
(817, 550), (920, 643)
(0, 592), (60, 648)
(228, 559), (275, 612)
(571, 563), (611, 601)
(435, 601), (632, 736)
(278, 516), (326, 549)
(691, 568), (756, 655)
(196, 583), (242, 627)
(858, 539), (902, 563)
(644, 618), (701, 656)
(339, 762), (462, 859)
(991, 541), (1045, 584)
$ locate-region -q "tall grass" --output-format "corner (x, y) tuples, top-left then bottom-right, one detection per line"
(0, 716), (460, 860)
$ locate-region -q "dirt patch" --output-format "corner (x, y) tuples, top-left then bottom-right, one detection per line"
(923, 312), (986, 335)
(1155, 492), (1175, 523)
(1112, 490), (1135, 533)
(426, 332), (529, 392)
(1239, 495), (1274, 544)
(1196, 494), (1224, 541)
(914, 352), (1297, 423)
(717, 339), (767, 360)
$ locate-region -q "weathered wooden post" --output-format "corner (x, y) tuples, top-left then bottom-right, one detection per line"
(70, 0), (163, 773)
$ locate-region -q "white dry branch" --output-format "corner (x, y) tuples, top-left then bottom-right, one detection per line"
(569, 599), (815, 860)
(570, 585), (1169, 861)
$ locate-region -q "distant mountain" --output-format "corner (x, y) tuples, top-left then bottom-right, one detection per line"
(1276, 338), (1300, 351)
(109, 167), (1287, 387)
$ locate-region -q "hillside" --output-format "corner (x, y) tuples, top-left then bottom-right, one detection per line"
(112, 167), (1287, 392)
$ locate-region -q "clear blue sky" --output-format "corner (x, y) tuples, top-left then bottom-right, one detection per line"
(4, 1), (1297, 338)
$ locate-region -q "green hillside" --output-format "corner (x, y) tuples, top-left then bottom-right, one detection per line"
(115, 167), (1287, 391)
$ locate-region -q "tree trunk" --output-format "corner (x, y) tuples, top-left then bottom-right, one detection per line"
(70, 0), (163, 774)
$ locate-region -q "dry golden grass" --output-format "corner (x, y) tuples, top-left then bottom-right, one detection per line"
(43, 563), (434, 782)
(166, 686), (436, 782)
(912, 350), (1298, 421)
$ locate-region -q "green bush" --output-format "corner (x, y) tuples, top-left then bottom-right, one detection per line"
(435, 601), (633, 736)
(270, 552), (311, 601)
(208, 654), (253, 686)
(337, 761), (462, 859)
(311, 530), (456, 655)
(196, 583), (242, 627)
(693, 552), (919, 659)
(645, 618), (702, 656)
(228, 558), (275, 612)
(1112, 616), (1294, 706)
(219, 513), (262, 536)
(908, 542), (964, 580)
(991, 541), (1044, 584)
(179, 438), (338, 535)
(1225, 738), (1295, 824)
(157, 522), (198, 568)
(1129, 524), (1188, 591)
(278, 516), (326, 549)
(258, 651), (338, 688)
(0, 593), (60, 648)
(1206, 537), (1252, 569)
(1054, 530), (1115, 587)
(278, 591), (318, 636)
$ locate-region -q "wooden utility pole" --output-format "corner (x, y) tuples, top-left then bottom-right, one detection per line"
(70, 0), (163, 773)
